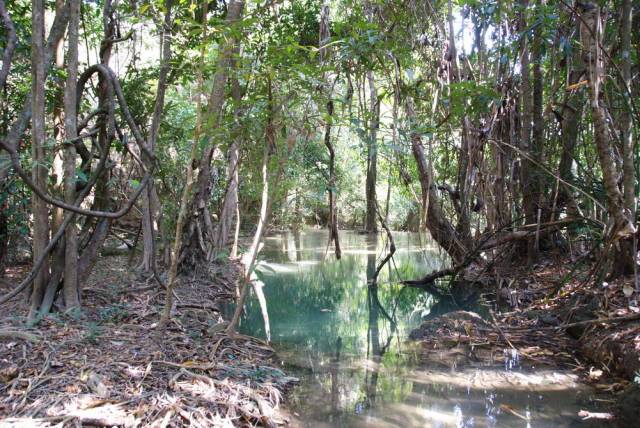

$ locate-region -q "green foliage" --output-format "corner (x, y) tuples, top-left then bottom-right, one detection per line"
(83, 322), (103, 344)
(444, 81), (500, 118)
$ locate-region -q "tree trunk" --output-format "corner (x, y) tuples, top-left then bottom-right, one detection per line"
(405, 97), (467, 264)
(619, 0), (635, 221)
(581, 3), (635, 274)
(62, 0), (80, 309)
(518, 0), (538, 265)
(529, 0), (545, 260)
(139, 0), (173, 273)
(212, 62), (244, 256)
(160, 0), (210, 326)
(70, 0), (117, 299)
(557, 16), (585, 216)
(28, 0), (50, 321)
(320, 0), (341, 259)
(365, 71), (378, 233)
(213, 142), (239, 254)
(180, 0), (244, 269)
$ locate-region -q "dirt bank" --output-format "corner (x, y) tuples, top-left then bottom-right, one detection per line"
(0, 256), (296, 427)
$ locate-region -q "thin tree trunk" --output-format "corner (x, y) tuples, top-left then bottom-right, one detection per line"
(619, 0), (635, 221)
(63, 0), (80, 309)
(212, 64), (244, 255)
(140, 0), (173, 273)
(74, 0), (116, 293)
(28, 0), (50, 321)
(226, 144), (271, 334)
(324, 101), (341, 259)
(518, 0), (537, 264)
(530, 0), (545, 260)
(159, 0), (209, 326)
(557, 15), (585, 215)
(365, 70), (378, 233)
(319, 0), (341, 259)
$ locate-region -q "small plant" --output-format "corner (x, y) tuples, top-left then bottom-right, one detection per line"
(83, 322), (103, 344)
(98, 304), (129, 324)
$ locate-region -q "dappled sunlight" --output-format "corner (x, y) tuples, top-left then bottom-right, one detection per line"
(405, 367), (582, 393)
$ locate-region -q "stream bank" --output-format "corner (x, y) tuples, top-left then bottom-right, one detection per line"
(408, 249), (640, 426)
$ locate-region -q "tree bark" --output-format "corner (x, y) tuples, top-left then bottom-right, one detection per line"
(619, 0), (635, 221)
(529, 0), (545, 260)
(405, 97), (467, 264)
(581, 2), (635, 274)
(160, 0), (209, 326)
(63, 0), (80, 309)
(557, 16), (585, 216)
(226, 145), (271, 334)
(140, 0), (173, 273)
(320, 0), (341, 259)
(29, 0), (51, 320)
(518, 0), (538, 264)
(212, 59), (244, 255)
(365, 71), (378, 233)
(180, 0), (244, 269)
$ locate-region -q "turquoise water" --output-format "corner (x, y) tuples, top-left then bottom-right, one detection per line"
(238, 230), (599, 427)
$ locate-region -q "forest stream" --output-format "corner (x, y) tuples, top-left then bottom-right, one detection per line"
(236, 230), (600, 428)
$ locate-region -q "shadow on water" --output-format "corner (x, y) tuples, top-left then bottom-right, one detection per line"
(237, 230), (597, 427)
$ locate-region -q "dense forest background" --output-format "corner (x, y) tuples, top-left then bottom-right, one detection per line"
(0, 0), (637, 322)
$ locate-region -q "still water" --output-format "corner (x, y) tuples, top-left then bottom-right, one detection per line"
(239, 230), (597, 427)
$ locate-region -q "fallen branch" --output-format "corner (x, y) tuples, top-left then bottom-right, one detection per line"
(505, 312), (640, 331)
(552, 312), (640, 330)
(403, 216), (592, 292)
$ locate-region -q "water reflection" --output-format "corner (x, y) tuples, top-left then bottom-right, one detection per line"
(238, 230), (597, 427)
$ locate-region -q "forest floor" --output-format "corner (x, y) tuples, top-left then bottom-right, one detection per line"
(0, 255), (297, 427)
(409, 250), (640, 426)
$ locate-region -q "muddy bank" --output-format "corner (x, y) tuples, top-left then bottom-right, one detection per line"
(0, 256), (296, 427)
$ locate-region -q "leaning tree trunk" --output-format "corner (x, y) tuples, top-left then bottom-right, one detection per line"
(180, 0), (244, 269)
(581, 3), (635, 275)
(405, 97), (468, 265)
